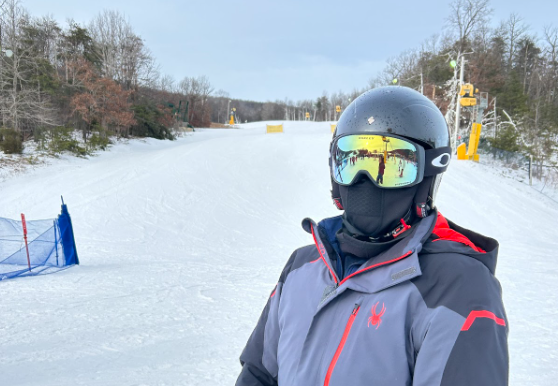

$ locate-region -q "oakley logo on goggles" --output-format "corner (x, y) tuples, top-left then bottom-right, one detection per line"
(331, 134), (427, 188)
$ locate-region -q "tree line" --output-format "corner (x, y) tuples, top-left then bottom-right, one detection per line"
(0, 1), (222, 154)
(1, 0), (557, 166)
(208, 89), (364, 126)
(0, 0), (359, 156)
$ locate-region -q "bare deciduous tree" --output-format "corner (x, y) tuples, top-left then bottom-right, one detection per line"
(0, 0), (57, 134)
(447, 0), (492, 52)
(179, 75), (213, 126)
(89, 10), (150, 91)
(160, 74), (176, 93)
(503, 13), (529, 71)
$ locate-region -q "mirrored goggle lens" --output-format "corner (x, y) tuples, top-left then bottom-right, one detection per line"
(331, 135), (419, 187)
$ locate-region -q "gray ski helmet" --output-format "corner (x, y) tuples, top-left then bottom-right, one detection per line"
(330, 86), (451, 216)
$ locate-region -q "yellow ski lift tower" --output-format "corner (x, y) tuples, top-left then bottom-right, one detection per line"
(229, 107), (236, 125)
(459, 83), (474, 97)
(382, 136), (390, 163)
(457, 86), (488, 162)
(459, 83), (477, 107)
(334, 105), (342, 121)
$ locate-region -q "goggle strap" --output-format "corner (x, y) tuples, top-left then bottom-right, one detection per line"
(414, 176), (433, 218)
(331, 178), (344, 210)
(424, 146), (452, 177)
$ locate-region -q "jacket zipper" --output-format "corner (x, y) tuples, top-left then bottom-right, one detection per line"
(323, 304), (360, 386)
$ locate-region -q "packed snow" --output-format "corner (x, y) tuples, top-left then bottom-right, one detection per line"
(0, 121), (556, 385)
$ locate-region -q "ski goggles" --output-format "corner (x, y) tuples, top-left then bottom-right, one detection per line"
(330, 134), (426, 188)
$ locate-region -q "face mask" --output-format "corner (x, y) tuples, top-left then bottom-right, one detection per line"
(338, 176), (419, 238)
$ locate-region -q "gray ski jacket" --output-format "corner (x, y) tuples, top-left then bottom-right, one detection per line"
(236, 211), (508, 386)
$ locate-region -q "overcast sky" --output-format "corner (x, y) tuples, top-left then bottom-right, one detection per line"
(20, 0), (558, 102)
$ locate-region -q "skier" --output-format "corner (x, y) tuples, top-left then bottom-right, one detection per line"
(236, 87), (508, 386)
(377, 156), (385, 184)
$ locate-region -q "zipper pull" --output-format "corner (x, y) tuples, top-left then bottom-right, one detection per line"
(352, 303), (360, 315)
(392, 218), (412, 238)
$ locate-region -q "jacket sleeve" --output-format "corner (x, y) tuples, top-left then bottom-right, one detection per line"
(236, 251), (298, 386)
(438, 309), (508, 385)
(411, 256), (509, 386)
(235, 293), (278, 386)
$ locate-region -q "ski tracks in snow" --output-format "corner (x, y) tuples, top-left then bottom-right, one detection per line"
(1, 124), (555, 385)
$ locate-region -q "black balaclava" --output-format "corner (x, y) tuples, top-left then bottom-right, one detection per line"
(338, 176), (419, 239)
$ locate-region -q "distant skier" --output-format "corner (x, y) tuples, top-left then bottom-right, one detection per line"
(377, 157), (385, 184)
(236, 87), (508, 386)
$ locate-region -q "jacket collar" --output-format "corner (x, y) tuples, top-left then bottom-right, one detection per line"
(423, 213), (500, 274)
(302, 211), (437, 294)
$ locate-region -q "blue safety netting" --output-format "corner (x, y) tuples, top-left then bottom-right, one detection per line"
(0, 199), (79, 280)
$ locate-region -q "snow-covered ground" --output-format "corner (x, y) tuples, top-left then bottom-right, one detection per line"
(0, 121), (556, 385)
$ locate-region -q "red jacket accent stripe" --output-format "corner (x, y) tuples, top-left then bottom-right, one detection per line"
(461, 310), (506, 331)
(324, 305), (360, 386)
(432, 213), (486, 253)
(339, 250), (413, 286)
(311, 226), (339, 284)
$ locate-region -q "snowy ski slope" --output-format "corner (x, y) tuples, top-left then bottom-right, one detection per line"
(0, 121), (556, 385)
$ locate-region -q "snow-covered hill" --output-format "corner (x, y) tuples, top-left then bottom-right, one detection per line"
(1, 122), (556, 385)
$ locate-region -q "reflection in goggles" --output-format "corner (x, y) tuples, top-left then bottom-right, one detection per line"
(332, 135), (419, 188)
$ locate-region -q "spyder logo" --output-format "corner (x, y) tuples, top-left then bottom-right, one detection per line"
(367, 302), (386, 329)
